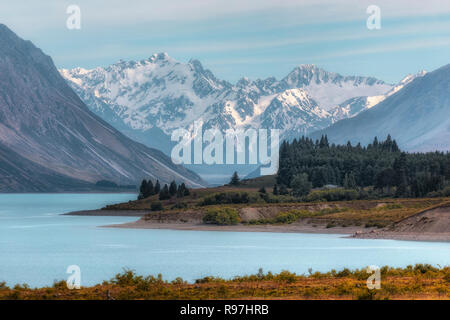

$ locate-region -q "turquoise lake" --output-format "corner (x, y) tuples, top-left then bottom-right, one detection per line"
(0, 193), (449, 287)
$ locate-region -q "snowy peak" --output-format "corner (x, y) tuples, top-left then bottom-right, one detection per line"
(148, 52), (172, 62)
(272, 88), (331, 120)
(256, 88), (332, 137)
(282, 64), (387, 87)
(279, 64), (392, 109)
(61, 53), (232, 133)
(329, 69), (428, 121)
(312, 64), (450, 152)
(276, 88), (311, 105)
(386, 70), (427, 97)
(60, 55), (408, 156)
(400, 70), (427, 84)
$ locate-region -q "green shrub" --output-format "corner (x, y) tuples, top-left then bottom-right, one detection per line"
(305, 189), (359, 202)
(275, 270), (297, 283)
(365, 221), (388, 228)
(248, 207), (348, 225)
(200, 192), (253, 206)
(443, 272), (450, 283)
(377, 203), (403, 210)
(427, 186), (450, 197)
(171, 202), (187, 209)
(151, 202), (163, 211)
(203, 207), (240, 225)
(291, 173), (312, 197)
(356, 288), (378, 300)
(274, 212), (300, 224)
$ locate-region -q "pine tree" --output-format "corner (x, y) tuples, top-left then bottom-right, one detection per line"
(279, 184), (289, 195)
(169, 180), (177, 196)
(145, 180), (154, 197)
(392, 139), (400, 152)
(276, 134), (448, 198)
(154, 180), (161, 194)
(291, 173), (312, 197)
(229, 171), (240, 186)
(183, 183), (190, 196)
(159, 184), (170, 200)
(176, 183), (185, 198)
(343, 173), (356, 189)
(258, 186), (266, 193)
(394, 153), (408, 197)
(273, 184), (279, 195)
(138, 179), (147, 200)
(373, 137), (379, 148)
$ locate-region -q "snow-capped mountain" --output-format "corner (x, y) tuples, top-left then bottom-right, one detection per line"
(60, 54), (395, 157)
(279, 64), (392, 110)
(256, 89), (332, 137)
(330, 71), (427, 121)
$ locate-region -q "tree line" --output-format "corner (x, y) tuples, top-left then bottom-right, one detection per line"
(138, 179), (190, 200)
(277, 135), (450, 198)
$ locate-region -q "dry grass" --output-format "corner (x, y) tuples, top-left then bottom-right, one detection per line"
(1, 265), (448, 300)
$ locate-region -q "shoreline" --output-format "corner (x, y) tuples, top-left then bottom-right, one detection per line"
(64, 209), (450, 242)
(350, 231), (450, 242)
(103, 219), (362, 235)
(63, 209), (150, 217)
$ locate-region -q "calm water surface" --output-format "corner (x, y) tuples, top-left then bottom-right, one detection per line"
(0, 193), (449, 287)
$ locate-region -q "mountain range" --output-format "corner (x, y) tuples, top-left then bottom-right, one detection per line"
(61, 53), (404, 155)
(1, 22), (447, 190)
(60, 53), (441, 182)
(312, 64), (450, 151)
(0, 24), (205, 191)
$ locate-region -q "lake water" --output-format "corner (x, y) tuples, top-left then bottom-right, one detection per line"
(0, 193), (449, 287)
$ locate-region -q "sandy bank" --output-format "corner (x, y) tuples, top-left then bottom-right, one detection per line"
(64, 204), (450, 242)
(103, 218), (363, 234)
(351, 204), (450, 242)
(64, 209), (150, 217)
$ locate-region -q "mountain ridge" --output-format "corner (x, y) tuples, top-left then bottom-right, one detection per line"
(60, 53), (397, 157)
(0, 24), (205, 191)
(311, 64), (450, 151)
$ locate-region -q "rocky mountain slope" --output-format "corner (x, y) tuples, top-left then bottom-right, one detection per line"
(0, 24), (205, 191)
(312, 65), (449, 152)
(330, 71), (427, 121)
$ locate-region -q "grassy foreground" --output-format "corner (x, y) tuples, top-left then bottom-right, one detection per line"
(1, 265), (449, 300)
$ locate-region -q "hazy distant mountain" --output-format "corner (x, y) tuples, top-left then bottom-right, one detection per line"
(311, 65), (450, 152)
(61, 55), (394, 155)
(330, 71), (426, 121)
(0, 24), (205, 191)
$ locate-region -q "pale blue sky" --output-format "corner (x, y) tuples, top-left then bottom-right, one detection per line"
(1, 0), (450, 83)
